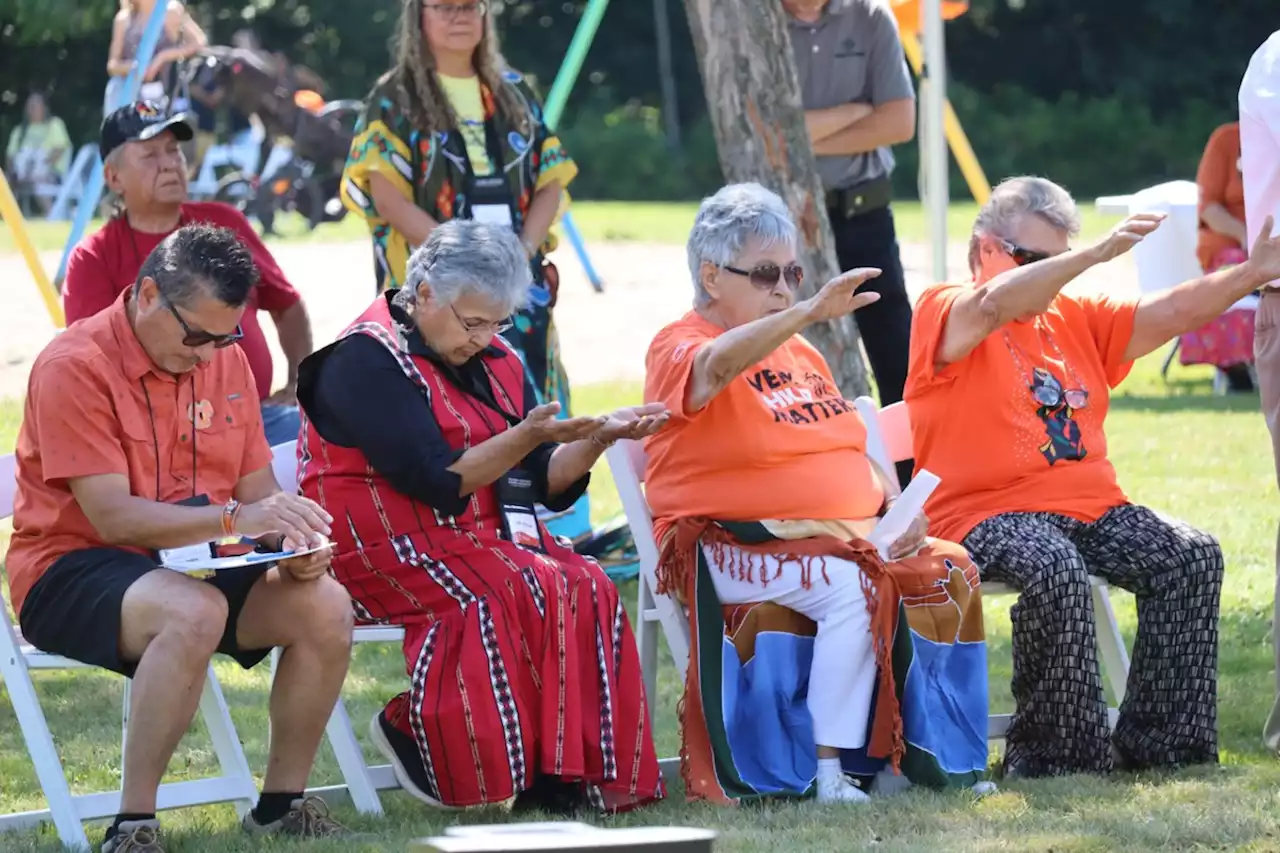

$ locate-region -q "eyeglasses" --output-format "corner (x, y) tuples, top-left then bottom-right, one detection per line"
(1002, 329), (1090, 411)
(1031, 380), (1089, 411)
(1002, 240), (1054, 267)
(720, 262), (805, 290)
(451, 304), (512, 339)
(160, 292), (243, 349)
(423, 1), (487, 18)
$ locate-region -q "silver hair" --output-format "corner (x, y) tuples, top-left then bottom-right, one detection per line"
(402, 219), (532, 315)
(686, 182), (797, 305)
(968, 176), (1081, 271)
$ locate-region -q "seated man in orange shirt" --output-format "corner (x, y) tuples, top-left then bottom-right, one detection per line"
(7, 225), (352, 852)
(905, 176), (1280, 779)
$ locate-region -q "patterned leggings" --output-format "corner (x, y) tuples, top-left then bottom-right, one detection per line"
(963, 504), (1222, 777)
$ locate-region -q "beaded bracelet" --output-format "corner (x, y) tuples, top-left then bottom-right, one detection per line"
(221, 499), (242, 537)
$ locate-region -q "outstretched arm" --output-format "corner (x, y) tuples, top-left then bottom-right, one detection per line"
(934, 214), (1165, 368)
(1125, 216), (1280, 361)
(687, 268), (882, 412)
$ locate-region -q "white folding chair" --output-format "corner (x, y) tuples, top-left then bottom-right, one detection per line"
(603, 442), (687, 781)
(0, 453), (258, 850)
(267, 441), (403, 815)
(852, 397), (1131, 736)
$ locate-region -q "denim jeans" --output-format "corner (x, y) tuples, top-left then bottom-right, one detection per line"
(261, 403), (302, 448)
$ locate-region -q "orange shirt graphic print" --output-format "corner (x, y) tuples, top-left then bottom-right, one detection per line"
(746, 366), (857, 426)
(1028, 366), (1086, 465)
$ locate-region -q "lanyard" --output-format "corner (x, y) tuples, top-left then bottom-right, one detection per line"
(462, 114), (515, 215)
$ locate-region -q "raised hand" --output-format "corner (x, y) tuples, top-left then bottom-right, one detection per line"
(1089, 212), (1166, 263)
(800, 268), (882, 324)
(1246, 215), (1280, 284)
(521, 402), (607, 445)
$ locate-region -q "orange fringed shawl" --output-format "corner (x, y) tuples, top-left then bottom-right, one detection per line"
(657, 515), (905, 800)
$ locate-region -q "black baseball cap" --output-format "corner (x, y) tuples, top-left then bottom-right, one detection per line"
(99, 101), (195, 161)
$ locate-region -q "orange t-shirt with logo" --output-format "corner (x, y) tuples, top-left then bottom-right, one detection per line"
(643, 311), (884, 543)
(904, 283), (1139, 544)
(6, 291), (272, 614)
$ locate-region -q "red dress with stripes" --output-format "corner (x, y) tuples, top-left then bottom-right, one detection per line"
(297, 298), (664, 810)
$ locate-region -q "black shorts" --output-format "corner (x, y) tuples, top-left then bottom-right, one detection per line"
(18, 547), (273, 678)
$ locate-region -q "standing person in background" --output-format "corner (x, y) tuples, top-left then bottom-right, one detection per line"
(5, 93), (72, 216)
(1185, 120), (1256, 391)
(784, 0), (917, 484)
(340, 0), (579, 410)
(187, 60), (254, 181)
(106, 0), (207, 110)
(1240, 29), (1280, 755)
(62, 103), (313, 447)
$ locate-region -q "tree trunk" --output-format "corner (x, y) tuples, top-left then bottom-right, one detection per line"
(680, 0), (872, 399)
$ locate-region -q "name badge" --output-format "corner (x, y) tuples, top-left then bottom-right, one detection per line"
(496, 469), (547, 553)
(472, 203), (514, 228)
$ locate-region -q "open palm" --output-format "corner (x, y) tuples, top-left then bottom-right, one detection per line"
(595, 403), (671, 444)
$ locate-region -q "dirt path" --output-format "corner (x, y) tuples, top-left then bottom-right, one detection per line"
(0, 238), (1136, 400)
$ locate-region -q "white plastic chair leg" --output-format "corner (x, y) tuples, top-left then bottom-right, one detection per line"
(121, 679), (131, 759)
(637, 572), (659, 705)
(323, 698), (383, 814)
(1091, 584), (1131, 706)
(271, 647), (383, 814)
(198, 665), (258, 817)
(0, 653), (90, 849)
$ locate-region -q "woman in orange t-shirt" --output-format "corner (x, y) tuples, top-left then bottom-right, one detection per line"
(643, 183), (992, 805)
(905, 176), (1280, 780)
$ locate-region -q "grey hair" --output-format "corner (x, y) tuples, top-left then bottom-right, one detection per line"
(686, 182), (798, 305)
(968, 176), (1081, 272)
(402, 219), (532, 315)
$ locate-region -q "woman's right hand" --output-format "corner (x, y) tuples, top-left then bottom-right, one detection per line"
(800, 267), (882, 323)
(1088, 212), (1165, 263)
(521, 402), (606, 444)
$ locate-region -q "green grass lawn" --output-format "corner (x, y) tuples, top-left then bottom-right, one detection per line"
(1, 353), (1278, 852)
(0, 200), (1123, 256)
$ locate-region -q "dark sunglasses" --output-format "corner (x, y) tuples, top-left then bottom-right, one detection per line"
(160, 292), (243, 349)
(721, 262), (805, 290)
(1003, 240), (1054, 267)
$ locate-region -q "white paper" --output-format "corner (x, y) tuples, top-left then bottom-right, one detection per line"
(160, 537), (332, 574)
(868, 470), (941, 560)
(471, 204), (513, 227)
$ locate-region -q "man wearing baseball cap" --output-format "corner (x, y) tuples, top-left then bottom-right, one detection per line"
(62, 100), (313, 447)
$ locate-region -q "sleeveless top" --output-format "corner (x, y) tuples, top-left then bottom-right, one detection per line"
(121, 8), (182, 62)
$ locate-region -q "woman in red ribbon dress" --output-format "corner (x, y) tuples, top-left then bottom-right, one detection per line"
(295, 219), (667, 814)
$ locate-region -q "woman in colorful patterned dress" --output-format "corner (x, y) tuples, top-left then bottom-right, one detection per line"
(295, 220), (667, 814)
(339, 0), (577, 410)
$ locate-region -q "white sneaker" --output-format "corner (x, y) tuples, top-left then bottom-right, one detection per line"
(971, 780), (998, 797)
(816, 773), (871, 804)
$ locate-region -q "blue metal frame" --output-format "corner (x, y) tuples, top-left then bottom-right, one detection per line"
(53, 0), (170, 287)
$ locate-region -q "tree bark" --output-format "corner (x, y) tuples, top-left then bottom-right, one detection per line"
(680, 0), (872, 399)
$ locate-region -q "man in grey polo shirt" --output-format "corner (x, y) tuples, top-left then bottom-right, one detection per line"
(787, 0), (917, 480)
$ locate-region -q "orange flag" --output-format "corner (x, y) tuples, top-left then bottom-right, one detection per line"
(890, 0), (968, 36)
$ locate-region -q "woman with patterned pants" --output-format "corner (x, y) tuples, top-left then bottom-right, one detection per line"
(904, 176), (1280, 778)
